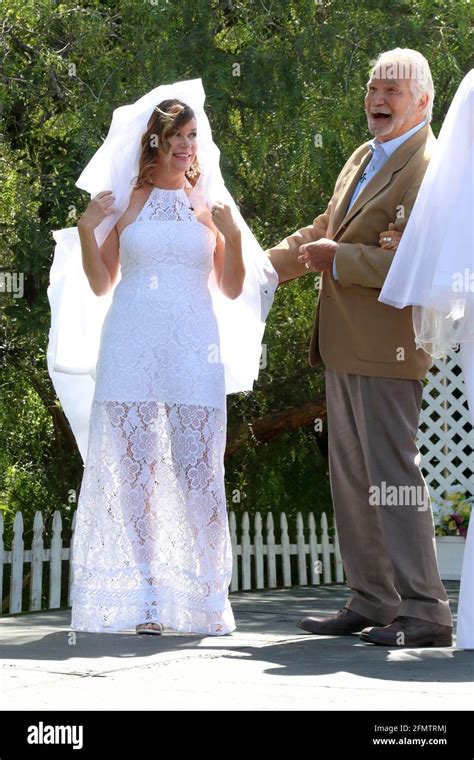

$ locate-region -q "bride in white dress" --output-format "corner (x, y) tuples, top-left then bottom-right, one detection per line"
(47, 81), (278, 636)
(378, 70), (473, 648)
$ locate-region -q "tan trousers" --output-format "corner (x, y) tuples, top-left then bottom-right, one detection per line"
(325, 368), (452, 627)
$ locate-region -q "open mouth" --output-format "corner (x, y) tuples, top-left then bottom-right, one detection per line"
(173, 153), (192, 161)
(371, 112), (392, 121)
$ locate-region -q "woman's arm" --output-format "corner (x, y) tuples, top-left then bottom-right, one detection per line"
(211, 203), (245, 300)
(77, 190), (120, 296)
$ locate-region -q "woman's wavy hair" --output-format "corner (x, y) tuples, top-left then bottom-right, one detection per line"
(133, 99), (200, 189)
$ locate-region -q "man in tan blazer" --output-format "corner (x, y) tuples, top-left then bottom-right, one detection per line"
(268, 48), (453, 647)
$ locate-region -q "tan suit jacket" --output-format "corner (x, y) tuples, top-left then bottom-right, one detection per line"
(267, 123), (436, 379)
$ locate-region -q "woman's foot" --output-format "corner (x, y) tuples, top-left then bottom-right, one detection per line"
(135, 622), (164, 635)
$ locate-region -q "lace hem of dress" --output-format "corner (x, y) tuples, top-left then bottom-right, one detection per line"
(70, 399), (234, 635)
(71, 572), (236, 635)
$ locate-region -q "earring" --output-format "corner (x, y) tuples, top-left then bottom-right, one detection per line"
(187, 160), (199, 179)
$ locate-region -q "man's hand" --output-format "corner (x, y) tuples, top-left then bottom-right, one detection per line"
(297, 238), (337, 272)
(379, 222), (403, 251)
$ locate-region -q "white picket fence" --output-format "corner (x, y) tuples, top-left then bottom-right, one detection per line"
(229, 511), (343, 591)
(0, 509), (343, 616)
(1, 511), (71, 615)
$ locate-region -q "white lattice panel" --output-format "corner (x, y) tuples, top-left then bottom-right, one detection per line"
(418, 348), (474, 503)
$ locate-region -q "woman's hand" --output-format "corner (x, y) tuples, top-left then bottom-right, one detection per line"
(78, 190), (116, 232)
(379, 222), (402, 251)
(210, 202), (241, 242)
(77, 191), (119, 296)
(211, 203), (244, 300)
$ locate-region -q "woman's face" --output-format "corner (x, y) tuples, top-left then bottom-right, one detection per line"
(160, 117), (197, 173)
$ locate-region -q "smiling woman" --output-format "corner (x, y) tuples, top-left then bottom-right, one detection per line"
(73, 96), (239, 636)
(135, 99), (201, 189)
(47, 80), (278, 638)
(79, 99), (245, 301)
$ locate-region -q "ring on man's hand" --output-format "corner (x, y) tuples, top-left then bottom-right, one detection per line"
(305, 262), (311, 269)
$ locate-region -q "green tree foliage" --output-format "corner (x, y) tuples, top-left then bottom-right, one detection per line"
(1, 0), (472, 541)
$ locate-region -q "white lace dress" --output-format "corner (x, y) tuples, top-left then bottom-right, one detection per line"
(70, 187), (235, 635)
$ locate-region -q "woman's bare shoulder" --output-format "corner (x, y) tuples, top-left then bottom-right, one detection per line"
(114, 185), (150, 236)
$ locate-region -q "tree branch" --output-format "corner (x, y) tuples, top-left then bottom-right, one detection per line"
(225, 395), (327, 457)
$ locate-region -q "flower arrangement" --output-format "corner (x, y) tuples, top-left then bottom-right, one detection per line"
(433, 490), (472, 537)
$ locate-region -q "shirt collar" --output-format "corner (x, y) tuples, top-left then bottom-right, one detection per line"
(369, 120), (426, 157)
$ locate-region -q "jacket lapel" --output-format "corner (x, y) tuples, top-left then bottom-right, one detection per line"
(331, 148), (372, 235)
(333, 123), (433, 238)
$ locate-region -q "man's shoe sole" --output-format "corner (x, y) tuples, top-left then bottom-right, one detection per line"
(297, 621), (383, 636)
(360, 632), (453, 647)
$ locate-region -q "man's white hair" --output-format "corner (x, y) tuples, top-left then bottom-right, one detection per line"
(369, 48), (435, 122)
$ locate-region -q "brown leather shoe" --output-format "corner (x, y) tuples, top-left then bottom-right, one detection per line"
(297, 607), (386, 635)
(360, 616), (453, 647)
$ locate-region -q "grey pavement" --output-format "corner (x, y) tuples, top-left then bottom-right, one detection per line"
(1, 583), (472, 710)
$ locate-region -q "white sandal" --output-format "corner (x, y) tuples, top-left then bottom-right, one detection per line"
(135, 622), (164, 635)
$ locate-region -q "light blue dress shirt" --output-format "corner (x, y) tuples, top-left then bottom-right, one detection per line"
(332, 120), (426, 279)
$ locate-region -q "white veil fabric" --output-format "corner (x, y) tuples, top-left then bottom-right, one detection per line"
(379, 70), (474, 359)
(47, 78), (278, 461)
